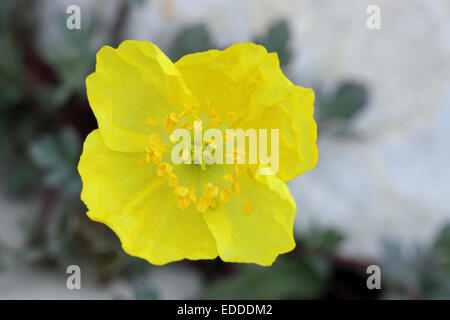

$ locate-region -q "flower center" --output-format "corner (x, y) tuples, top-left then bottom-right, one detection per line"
(139, 100), (250, 213)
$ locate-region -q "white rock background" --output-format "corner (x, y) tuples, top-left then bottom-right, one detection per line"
(1, 0), (449, 298)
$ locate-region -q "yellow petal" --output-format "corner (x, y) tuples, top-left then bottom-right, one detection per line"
(202, 172), (296, 266)
(105, 181), (218, 265)
(86, 40), (197, 152)
(176, 43), (317, 181)
(79, 131), (217, 265)
(78, 129), (157, 221)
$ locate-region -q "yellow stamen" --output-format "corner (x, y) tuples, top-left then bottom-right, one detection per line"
(225, 112), (236, 120)
(158, 142), (167, 152)
(146, 117), (158, 126)
(148, 133), (160, 145)
(243, 202), (252, 215)
(141, 102), (247, 213)
(169, 113), (179, 122)
(189, 186), (197, 203)
(168, 174), (178, 187)
(233, 165), (240, 177)
(208, 107), (218, 119)
(175, 186), (189, 197)
(182, 103), (191, 111)
(178, 196), (190, 210)
(220, 186), (230, 202)
(182, 102), (200, 113)
(157, 162), (172, 176)
(232, 181), (241, 194)
(208, 118), (223, 128)
(204, 183), (219, 197)
(196, 197), (208, 212)
(165, 112), (179, 133)
(196, 183), (219, 212)
(209, 197), (217, 209)
(153, 150), (162, 163)
(179, 123), (192, 130)
(138, 158), (148, 166)
(224, 173), (234, 182)
(246, 166), (254, 178)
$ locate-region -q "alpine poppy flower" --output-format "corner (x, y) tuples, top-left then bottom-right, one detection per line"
(78, 40), (317, 266)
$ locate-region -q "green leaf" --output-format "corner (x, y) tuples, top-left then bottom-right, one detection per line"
(319, 82), (368, 122)
(135, 284), (159, 300)
(424, 266), (450, 299)
(168, 24), (215, 62)
(425, 224), (450, 298)
(301, 228), (343, 254)
(203, 256), (329, 299)
(5, 157), (39, 195)
(254, 20), (292, 67)
(0, 0), (16, 30)
(0, 35), (26, 105)
(29, 128), (81, 189)
(40, 51), (93, 110)
(433, 224), (450, 255)
(0, 36), (25, 81)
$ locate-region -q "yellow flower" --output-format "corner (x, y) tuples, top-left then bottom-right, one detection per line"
(78, 40), (317, 266)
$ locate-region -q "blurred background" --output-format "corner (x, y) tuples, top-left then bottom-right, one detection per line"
(0, 0), (449, 299)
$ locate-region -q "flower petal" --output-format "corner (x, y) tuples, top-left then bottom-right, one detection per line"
(79, 130), (218, 265)
(106, 180), (218, 265)
(86, 40), (197, 152)
(202, 171), (296, 266)
(176, 43), (317, 181)
(78, 129), (156, 218)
